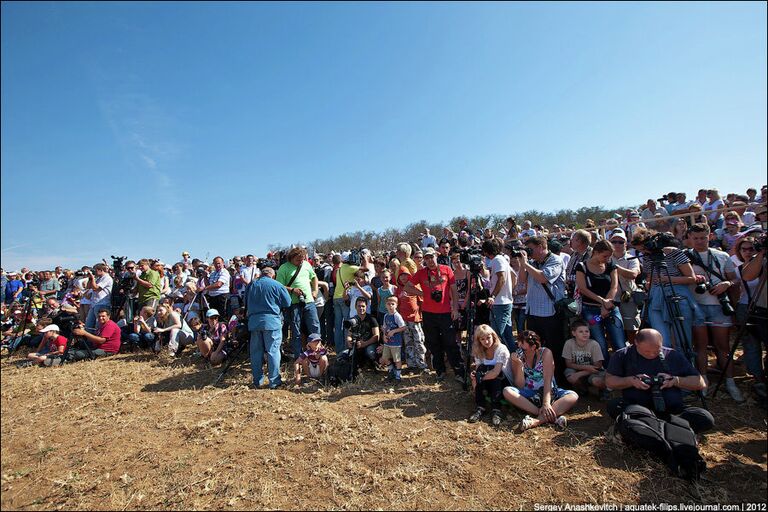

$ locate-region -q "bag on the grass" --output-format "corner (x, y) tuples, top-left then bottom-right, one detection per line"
(326, 352), (356, 386)
(617, 404), (706, 481)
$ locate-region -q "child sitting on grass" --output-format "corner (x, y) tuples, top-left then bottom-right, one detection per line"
(563, 318), (607, 396)
(381, 296), (407, 382)
(27, 323), (67, 366)
(294, 333), (328, 385)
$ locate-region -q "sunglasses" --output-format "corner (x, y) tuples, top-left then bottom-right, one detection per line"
(610, 240), (626, 245)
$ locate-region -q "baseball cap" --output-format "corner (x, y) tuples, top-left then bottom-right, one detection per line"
(39, 324), (60, 333)
(610, 229), (627, 241)
(206, 309), (220, 318)
(307, 333), (322, 344)
(423, 247), (437, 257)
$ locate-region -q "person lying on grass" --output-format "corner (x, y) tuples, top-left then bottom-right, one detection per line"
(503, 330), (579, 431)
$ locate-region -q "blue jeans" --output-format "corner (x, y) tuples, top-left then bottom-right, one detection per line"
(647, 285), (699, 350)
(127, 332), (155, 349)
(512, 307), (526, 335)
(491, 303), (516, 351)
(288, 301), (321, 358)
(581, 304), (626, 361)
(249, 329), (282, 388)
(86, 301), (111, 331)
(333, 298), (350, 354)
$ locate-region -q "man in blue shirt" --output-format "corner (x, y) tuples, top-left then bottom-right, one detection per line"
(245, 267), (292, 389)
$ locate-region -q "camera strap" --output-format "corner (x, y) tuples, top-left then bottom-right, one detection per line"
(686, 249), (726, 283)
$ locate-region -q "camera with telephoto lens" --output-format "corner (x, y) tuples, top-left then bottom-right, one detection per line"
(343, 317), (359, 330)
(694, 281), (735, 316)
(459, 247), (484, 273)
(754, 234), (766, 252)
(474, 367), (489, 383)
(509, 247), (533, 259)
(643, 232), (679, 254)
(73, 271), (87, 278)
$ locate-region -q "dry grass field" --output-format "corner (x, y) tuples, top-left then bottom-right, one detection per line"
(1, 349), (766, 510)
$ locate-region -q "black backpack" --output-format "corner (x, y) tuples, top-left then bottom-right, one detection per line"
(617, 404), (706, 481)
(326, 351), (357, 386)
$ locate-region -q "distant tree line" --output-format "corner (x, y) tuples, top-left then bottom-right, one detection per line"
(269, 205), (637, 255)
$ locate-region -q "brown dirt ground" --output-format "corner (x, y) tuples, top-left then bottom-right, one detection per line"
(1, 348), (766, 511)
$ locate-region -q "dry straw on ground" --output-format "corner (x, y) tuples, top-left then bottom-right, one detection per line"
(1, 350), (765, 510)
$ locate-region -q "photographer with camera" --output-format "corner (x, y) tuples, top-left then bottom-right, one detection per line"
(738, 234), (768, 397)
(71, 308), (121, 361)
(198, 256), (231, 317)
(515, 236), (567, 381)
(565, 230), (593, 297)
(84, 264), (113, 332)
(482, 238), (517, 351)
(37, 271), (61, 300)
(343, 296), (380, 369)
(605, 328), (713, 433)
(404, 247), (464, 382)
(685, 223), (742, 401)
(332, 252), (360, 355)
(631, 229), (702, 351)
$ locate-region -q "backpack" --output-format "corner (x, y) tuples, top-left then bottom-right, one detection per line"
(326, 351), (357, 386)
(617, 404), (706, 481)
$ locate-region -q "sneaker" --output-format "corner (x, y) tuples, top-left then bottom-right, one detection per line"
(491, 409), (503, 427)
(725, 378), (745, 403)
(518, 415), (536, 432)
(153, 339), (161, 353)
(436, 372), (445, 382)
(555, 415), (568, 430)
(468, 408), (485, 423)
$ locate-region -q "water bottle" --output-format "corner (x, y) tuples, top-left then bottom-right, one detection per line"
(588, 314), (602, 326)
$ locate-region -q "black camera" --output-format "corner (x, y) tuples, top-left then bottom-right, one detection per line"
(641, 375), (666, 387)
(459, 247), (484, 273)
(111, 255), (127, 274)
(345, 248), (362, 266)
(430, 289), (444, 303)
(343, 317), (359, 330)
(474, 368), (488, 383)
(196, 266), (209, 279)
(73, 270), (86, 278)
(694, 282), (735, 316)
(643, 232), (679, 253)
(754, 234), (766, 252)
(509, 247), (533, 259)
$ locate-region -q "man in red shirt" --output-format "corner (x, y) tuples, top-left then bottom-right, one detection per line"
(71, 308), (121, 360)
(404, 247), (463, 382)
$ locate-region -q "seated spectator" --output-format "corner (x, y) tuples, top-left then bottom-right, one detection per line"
(153, 304), (194, 356)
(605, 328), (713, 434)
(127, 306), (157, 351)
(195, 308), (229, 363)
(468, 324), (512, 427)
(27, 324), (67, 366)
(293, 333), (328, 385)
(502, 330), (578, 431)
(563, 318), (606, 396)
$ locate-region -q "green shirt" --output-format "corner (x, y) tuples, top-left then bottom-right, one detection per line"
(276, 261), (317, 305)
(138, 269), (162, 303)
(333, 264), (360, 299)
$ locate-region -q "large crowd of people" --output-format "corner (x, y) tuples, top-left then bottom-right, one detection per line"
(2, 185), (767, 437)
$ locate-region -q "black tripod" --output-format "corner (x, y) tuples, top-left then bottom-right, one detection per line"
(58, 322), (96, 364)
(213, 338), (250, 385)
(9, 293), (39, 355)
(711, 262), (767, 399)
(644, 255), (707, 409)
(463, 268), (483, 391)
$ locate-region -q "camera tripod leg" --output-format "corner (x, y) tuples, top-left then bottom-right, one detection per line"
(213, 340), (250, 385)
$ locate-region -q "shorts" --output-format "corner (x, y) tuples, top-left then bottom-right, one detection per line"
(696, 304), (733, 328)
(381, 344), (402, 363)
(308, 362), (322, 378)
(564, 367), (606, 386)
(504, 385), (575, 407)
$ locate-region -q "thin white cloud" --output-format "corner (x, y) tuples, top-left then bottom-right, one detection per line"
(140, 154), (157, 169)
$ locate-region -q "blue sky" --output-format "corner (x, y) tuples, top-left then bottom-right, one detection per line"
(1, 2), (766, 270)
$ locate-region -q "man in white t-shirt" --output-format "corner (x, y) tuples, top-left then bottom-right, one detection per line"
(199, 256), (231, 317)
(686, 222), (742, 402)
(482, 238), (517, 351)
(84, 263), (113, 331)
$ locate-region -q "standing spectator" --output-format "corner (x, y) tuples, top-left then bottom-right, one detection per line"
(4, 271), (24, 305)
(437, 240), (452, 267)
(565, 230), (593, 297)
(404, 247), (464, 382)
(134, 259), (162, 310)
(395, 243), (418, 279)
(332, 252), (360, 354)
(84, 264), (113, 332)
(277, 247), (320, 359)
(575, 239), (626, 361)
(686, 223), (742, 401)
(482, 238), (517, 351)
(200, 256), (231, 317)
(517, 236), (567, 380)
(38, 271), (61, 300)
(396, 268), (428, 372)
(420, 228), (437, 249)
(641, 199), (669, 229)
(245, 267), (292, 389)
(610, 230), (641, 345)
(703, 189), (725, 229)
